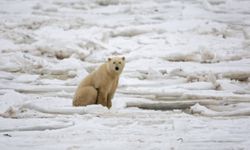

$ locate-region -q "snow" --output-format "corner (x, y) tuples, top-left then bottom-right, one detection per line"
(0, 0), (250, 149)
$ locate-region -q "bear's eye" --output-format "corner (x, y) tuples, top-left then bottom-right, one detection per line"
(119, 62), (121, 64)
(113, 62), (115, 64)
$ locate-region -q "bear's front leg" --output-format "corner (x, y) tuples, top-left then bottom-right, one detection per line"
(97, 90), (108, 107)
(107, 94), (113, 109)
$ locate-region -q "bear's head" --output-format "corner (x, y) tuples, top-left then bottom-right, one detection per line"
(107, 56), (125, 75)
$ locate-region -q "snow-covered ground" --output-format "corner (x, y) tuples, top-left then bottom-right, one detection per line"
(1, 0), (250, 149)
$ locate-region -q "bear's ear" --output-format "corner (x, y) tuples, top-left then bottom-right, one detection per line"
(108, 57), (112, 61)
(122, 56), (125, 61)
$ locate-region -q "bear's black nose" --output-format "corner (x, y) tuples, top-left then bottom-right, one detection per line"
(115, 67), (119, 71)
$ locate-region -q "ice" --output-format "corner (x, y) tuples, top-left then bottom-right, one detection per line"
(1, 0), (250, 149)
(190, 103), (250, 117)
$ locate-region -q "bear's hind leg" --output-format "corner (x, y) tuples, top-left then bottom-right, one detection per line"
(73, 86), (97, 106)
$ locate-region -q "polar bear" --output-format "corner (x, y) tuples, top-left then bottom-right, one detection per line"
(73, 56), (125, 108)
